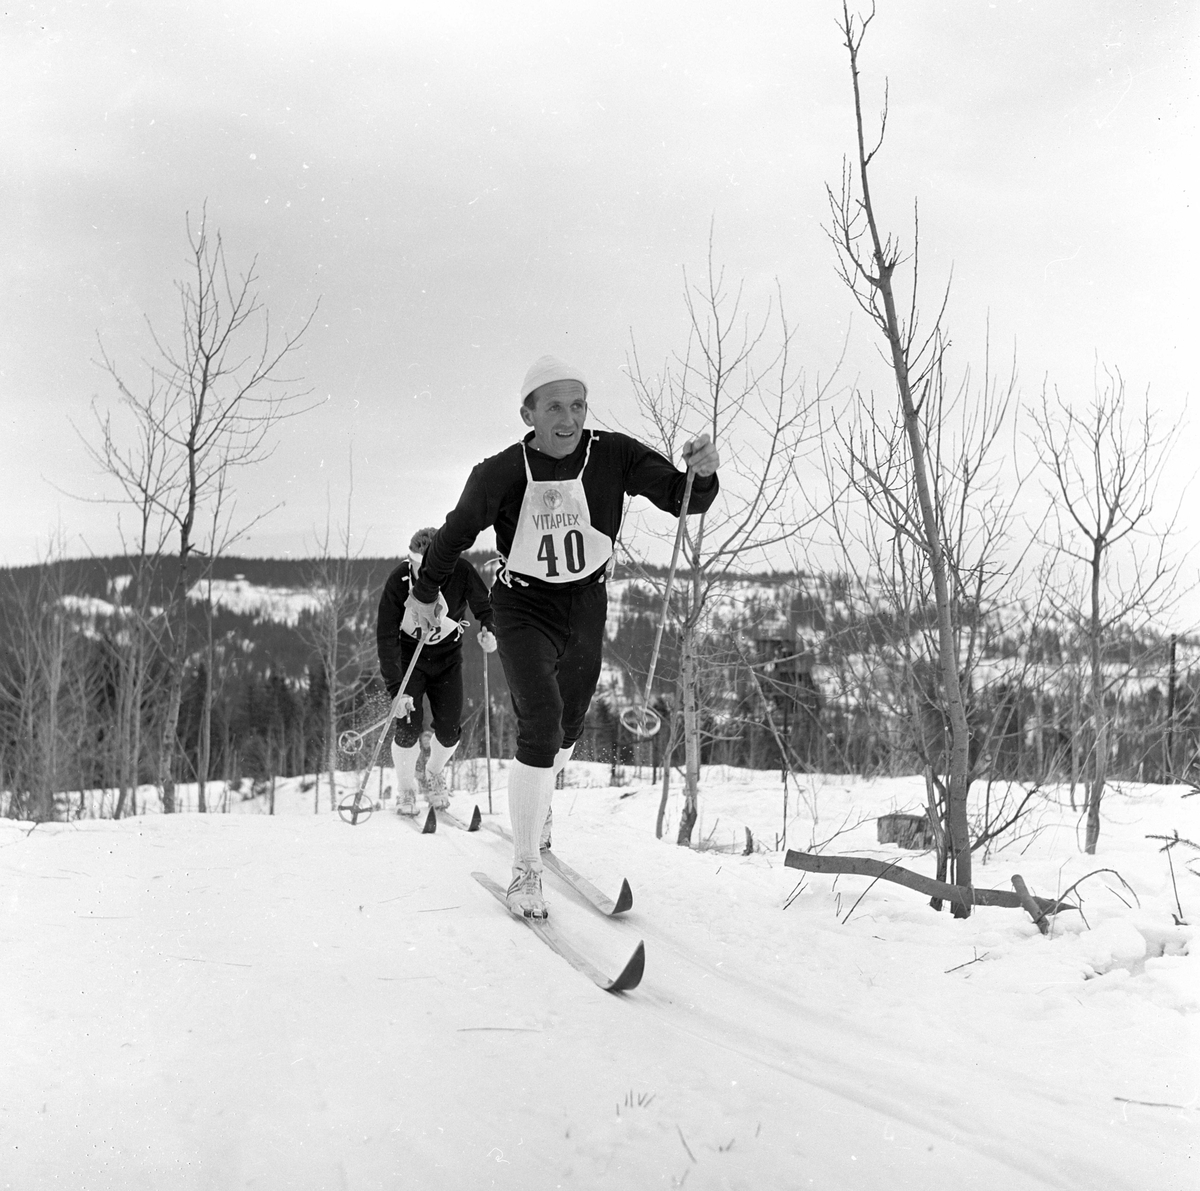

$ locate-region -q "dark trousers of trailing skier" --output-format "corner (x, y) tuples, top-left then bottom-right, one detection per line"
(405, 355), (720, 918)
(376, 527), (496, 815)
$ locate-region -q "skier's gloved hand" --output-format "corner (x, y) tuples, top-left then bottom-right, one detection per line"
(478, 628), (498, 654)
(680, 432), (719, 478)
(404, 592), (441, 637)
(392, 693), (415, 719)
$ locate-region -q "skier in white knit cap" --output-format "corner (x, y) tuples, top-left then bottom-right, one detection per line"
(406, 355), (719, 918)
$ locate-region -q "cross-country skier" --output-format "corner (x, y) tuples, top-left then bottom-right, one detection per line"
(404, 355), (720, 918)
(376, 527), (497, 816)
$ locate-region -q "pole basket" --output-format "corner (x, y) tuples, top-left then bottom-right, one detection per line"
(620, 705), (662, 739)
(337, 790), (375, 825)
(334, 634), (428, 828)
(338, 724), (378, 756)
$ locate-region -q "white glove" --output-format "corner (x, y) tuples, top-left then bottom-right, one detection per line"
(403, 592), (442, 637)
(391, 693), (415, 719)
(478, 628), (498, 654)
(681, 431), (719, 477)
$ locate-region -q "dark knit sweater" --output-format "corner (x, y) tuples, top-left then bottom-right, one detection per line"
(413, 429), (719, 601)
(376, 557), (494, 694)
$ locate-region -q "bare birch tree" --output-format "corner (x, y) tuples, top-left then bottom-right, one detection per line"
(1029, 363), (1182, 853)
(74, 370), (172, 819)
(103, 555), (161, 820)
(625, 244), (833, 845)
(83, 207), (314, 812)
(821, 332), (1045, 884)
(299, 477), (375, 812)
(824, 2), (993, 907)
(0, 548), (96, 821)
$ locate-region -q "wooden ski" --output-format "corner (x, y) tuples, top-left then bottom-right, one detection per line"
(472, 872), (645, 993)
(481, 821), (633, 917)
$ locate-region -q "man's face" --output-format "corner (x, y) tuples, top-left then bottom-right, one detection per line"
(520, 379), (587, 458)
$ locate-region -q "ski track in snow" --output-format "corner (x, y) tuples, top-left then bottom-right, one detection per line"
(1, 766), (1195, 1190)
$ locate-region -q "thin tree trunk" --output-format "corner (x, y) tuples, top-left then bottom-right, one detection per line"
(1166, 635), (1178, 780)
(1085, 545), (1106, 853)
(1069, 675), (1080, 810)
(655, 701), (682, 839)
(676, 627), (701, 846)
(112, 638), (132, 821)
(877, 282), (973, 901)
(1034, 697), (1044, 777)
(46, 612), (64, 814)
(839, 6), (972, 907)
(326, 607), (339, 812)
(158, 542), (194, 814)
(113, 574), (149, 821)
(676, 504), (708, 846)
(198, 583), (214, 813)
(130, 632), (145, 818)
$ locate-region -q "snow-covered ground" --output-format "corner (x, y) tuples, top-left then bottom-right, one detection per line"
(2, 765), (1195, 1189)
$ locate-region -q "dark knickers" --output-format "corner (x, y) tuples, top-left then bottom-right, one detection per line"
(492, 578), (607, 769)
(388, 646), (464, 749)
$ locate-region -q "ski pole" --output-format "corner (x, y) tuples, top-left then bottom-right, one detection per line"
(621, 464), (696, 738)
(481, 641), (493, 815)
(338, 633), (426, 824)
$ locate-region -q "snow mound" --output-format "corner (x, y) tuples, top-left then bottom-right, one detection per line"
(1077, 918), (1149, 976)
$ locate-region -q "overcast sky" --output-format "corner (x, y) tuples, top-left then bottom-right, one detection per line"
(2, 1), (1196, 617)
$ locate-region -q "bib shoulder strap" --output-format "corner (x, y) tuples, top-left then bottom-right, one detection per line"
(577, 428), (598, 475)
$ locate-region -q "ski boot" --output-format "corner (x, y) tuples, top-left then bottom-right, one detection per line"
(506, 864), (548, 919)
(422, 769), (451, 811)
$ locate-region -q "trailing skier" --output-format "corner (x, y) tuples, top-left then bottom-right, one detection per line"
(376, 527), (496, 816)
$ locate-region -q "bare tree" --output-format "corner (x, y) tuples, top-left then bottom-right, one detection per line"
(0, 547), (96, 821)
(823, 2), (990, 910)
(192, 470), (245, 813)
(77, 372), (172, 820)
(83, 207), (314, 812)
(624, 243), (832, 845)
(1029, 363), (1183, 853)
(298, 475), (375, 812)
(103, 560), (160, 820)
(820, 333), (1044, 883)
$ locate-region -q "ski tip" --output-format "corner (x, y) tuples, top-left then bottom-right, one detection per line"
(608, 940), (646, 993)
(421, 805), (437, 834)
(612, 878), (634, 916)
(467, 804), (482, 832)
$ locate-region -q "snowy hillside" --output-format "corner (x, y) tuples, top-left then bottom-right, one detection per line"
(2, 766), (1195, 1189)
(189, 575), (330, 627)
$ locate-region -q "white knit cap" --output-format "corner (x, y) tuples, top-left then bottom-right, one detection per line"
(519, 355), (588, 402)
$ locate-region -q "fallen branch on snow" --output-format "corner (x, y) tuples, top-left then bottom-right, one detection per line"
(783, 850), (1076, 926)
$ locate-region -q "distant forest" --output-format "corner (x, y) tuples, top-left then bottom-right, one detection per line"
(2, 554), (1198, 820)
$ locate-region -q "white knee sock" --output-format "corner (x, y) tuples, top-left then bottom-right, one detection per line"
(508, 760), (555, 872)
(391, 741), (419, 792)
(542, 744), (575, 837)
(551, 743), (575, 780)
(427, 737), (459, 777)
